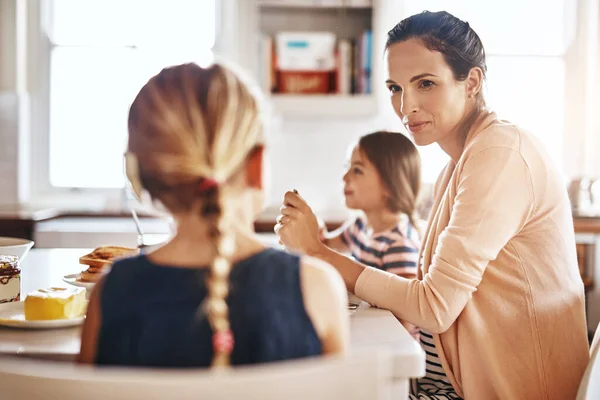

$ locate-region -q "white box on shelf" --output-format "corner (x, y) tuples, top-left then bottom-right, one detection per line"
(276, 32), (337, 71)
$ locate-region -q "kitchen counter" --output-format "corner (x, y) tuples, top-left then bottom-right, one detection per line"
(574, 217), (600, 234)
(0, 204), (347, 240)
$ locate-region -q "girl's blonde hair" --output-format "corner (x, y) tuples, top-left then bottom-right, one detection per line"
(358, 131), (421, 230)
(126, 62), (264, 368)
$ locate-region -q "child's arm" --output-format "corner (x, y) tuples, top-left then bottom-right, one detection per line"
(300, 256), (350, 355)
(78, 278), (105, 364)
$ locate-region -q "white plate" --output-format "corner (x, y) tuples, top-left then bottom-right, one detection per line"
(0, 301), (84, 329)
(62, 273), (96, 290)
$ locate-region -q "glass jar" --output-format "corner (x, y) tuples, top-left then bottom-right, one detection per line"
(0, 255), (21, 303)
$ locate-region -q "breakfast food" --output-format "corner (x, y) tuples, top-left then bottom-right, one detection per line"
(24, 287), (87, 320)
(0, 255), (21, 303)
(79, 246), (139, 282)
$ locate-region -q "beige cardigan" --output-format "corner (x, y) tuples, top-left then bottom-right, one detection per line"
(355, 111), (589, 399)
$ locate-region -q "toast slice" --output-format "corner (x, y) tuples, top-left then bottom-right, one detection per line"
(79, 269), (105, 283)
(79, 246), (139, 268)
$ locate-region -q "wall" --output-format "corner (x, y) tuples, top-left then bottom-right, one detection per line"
(261, 104), (419, 219)
(0, 0), (30, 206)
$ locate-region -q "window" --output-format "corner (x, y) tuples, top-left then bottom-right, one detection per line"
(47, 0), (216, 189)
(404, 0), (571, 183)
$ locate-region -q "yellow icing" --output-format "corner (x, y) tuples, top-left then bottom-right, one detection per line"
(24, 287), (87, 320)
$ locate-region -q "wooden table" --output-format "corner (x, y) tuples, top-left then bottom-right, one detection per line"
(0, 249), (425, 394)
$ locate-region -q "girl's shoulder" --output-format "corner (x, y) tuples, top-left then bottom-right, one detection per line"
(341, 214), (367, 236)
(371, 215), (420, 250)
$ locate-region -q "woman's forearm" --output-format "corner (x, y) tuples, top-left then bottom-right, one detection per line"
(309, 244), (365, 293)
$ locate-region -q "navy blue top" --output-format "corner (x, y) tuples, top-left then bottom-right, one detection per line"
(96, 248), (321, 367)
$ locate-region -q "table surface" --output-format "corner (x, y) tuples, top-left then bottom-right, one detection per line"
(0, 248), (424, 378)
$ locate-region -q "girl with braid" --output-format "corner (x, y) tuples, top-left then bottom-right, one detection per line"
(79, 62), (349, 367)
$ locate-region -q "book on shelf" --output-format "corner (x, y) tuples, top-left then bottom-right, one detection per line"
(336, 39), (352, 94)
(258, 35), (277, 94)
(361, 30), (372, 94)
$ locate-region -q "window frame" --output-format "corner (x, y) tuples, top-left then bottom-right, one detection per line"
(27, 0), (223, 207)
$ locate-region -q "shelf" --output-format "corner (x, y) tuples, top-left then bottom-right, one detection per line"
(268, 94), (377, 117)
(233, 0), (394, 117)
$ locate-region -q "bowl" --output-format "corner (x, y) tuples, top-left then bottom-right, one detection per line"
(0, 237), (34, 261)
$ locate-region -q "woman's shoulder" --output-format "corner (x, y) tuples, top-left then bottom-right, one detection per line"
(466, 119), (523, 155)
(464, 118), (558, 179)
(466, 118), (549, 162)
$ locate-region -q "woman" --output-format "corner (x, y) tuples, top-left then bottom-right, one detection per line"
(275, 11), (589, 399)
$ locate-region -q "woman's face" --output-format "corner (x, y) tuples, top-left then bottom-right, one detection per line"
(385, 38), (471, 147)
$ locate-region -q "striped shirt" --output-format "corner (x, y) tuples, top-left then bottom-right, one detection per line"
(409, 330), (461, 399)
(341, 214), (420, 277)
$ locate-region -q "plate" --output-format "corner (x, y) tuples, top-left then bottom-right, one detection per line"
(62, 273), (96, 290)
(0, 301), (85, 329)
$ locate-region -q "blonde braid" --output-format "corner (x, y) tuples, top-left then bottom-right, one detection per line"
(200, 185), (235, 368)
(201, 66), (263, 368)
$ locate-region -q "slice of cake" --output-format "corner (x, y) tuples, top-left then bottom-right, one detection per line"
(24, 287), (87, 320)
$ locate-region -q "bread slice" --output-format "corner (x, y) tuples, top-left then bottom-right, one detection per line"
(79, 246), (139, 268)
(79, 269), (104, 283)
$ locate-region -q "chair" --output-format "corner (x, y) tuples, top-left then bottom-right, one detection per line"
(577, 322), (600, 399)
(0, 350), (395, 400)
(590, 322), (600, 357)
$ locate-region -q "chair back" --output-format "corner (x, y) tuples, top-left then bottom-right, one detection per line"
(0, 350), (394, 400)
(577, 322), (600, 399)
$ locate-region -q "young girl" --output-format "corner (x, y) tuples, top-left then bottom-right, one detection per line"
(317, 131), (422, 279)
(79, 62), (349, 368)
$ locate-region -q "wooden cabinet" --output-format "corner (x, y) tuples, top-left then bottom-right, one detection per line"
(574, 218), (600, 290)
(577, 242), (594, 289)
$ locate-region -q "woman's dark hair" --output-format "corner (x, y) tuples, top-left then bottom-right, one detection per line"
(386, 11), (487, 100)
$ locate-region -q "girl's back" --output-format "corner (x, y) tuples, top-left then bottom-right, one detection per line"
(96, 248), (321, 367)
(79, 62), (348, 368)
